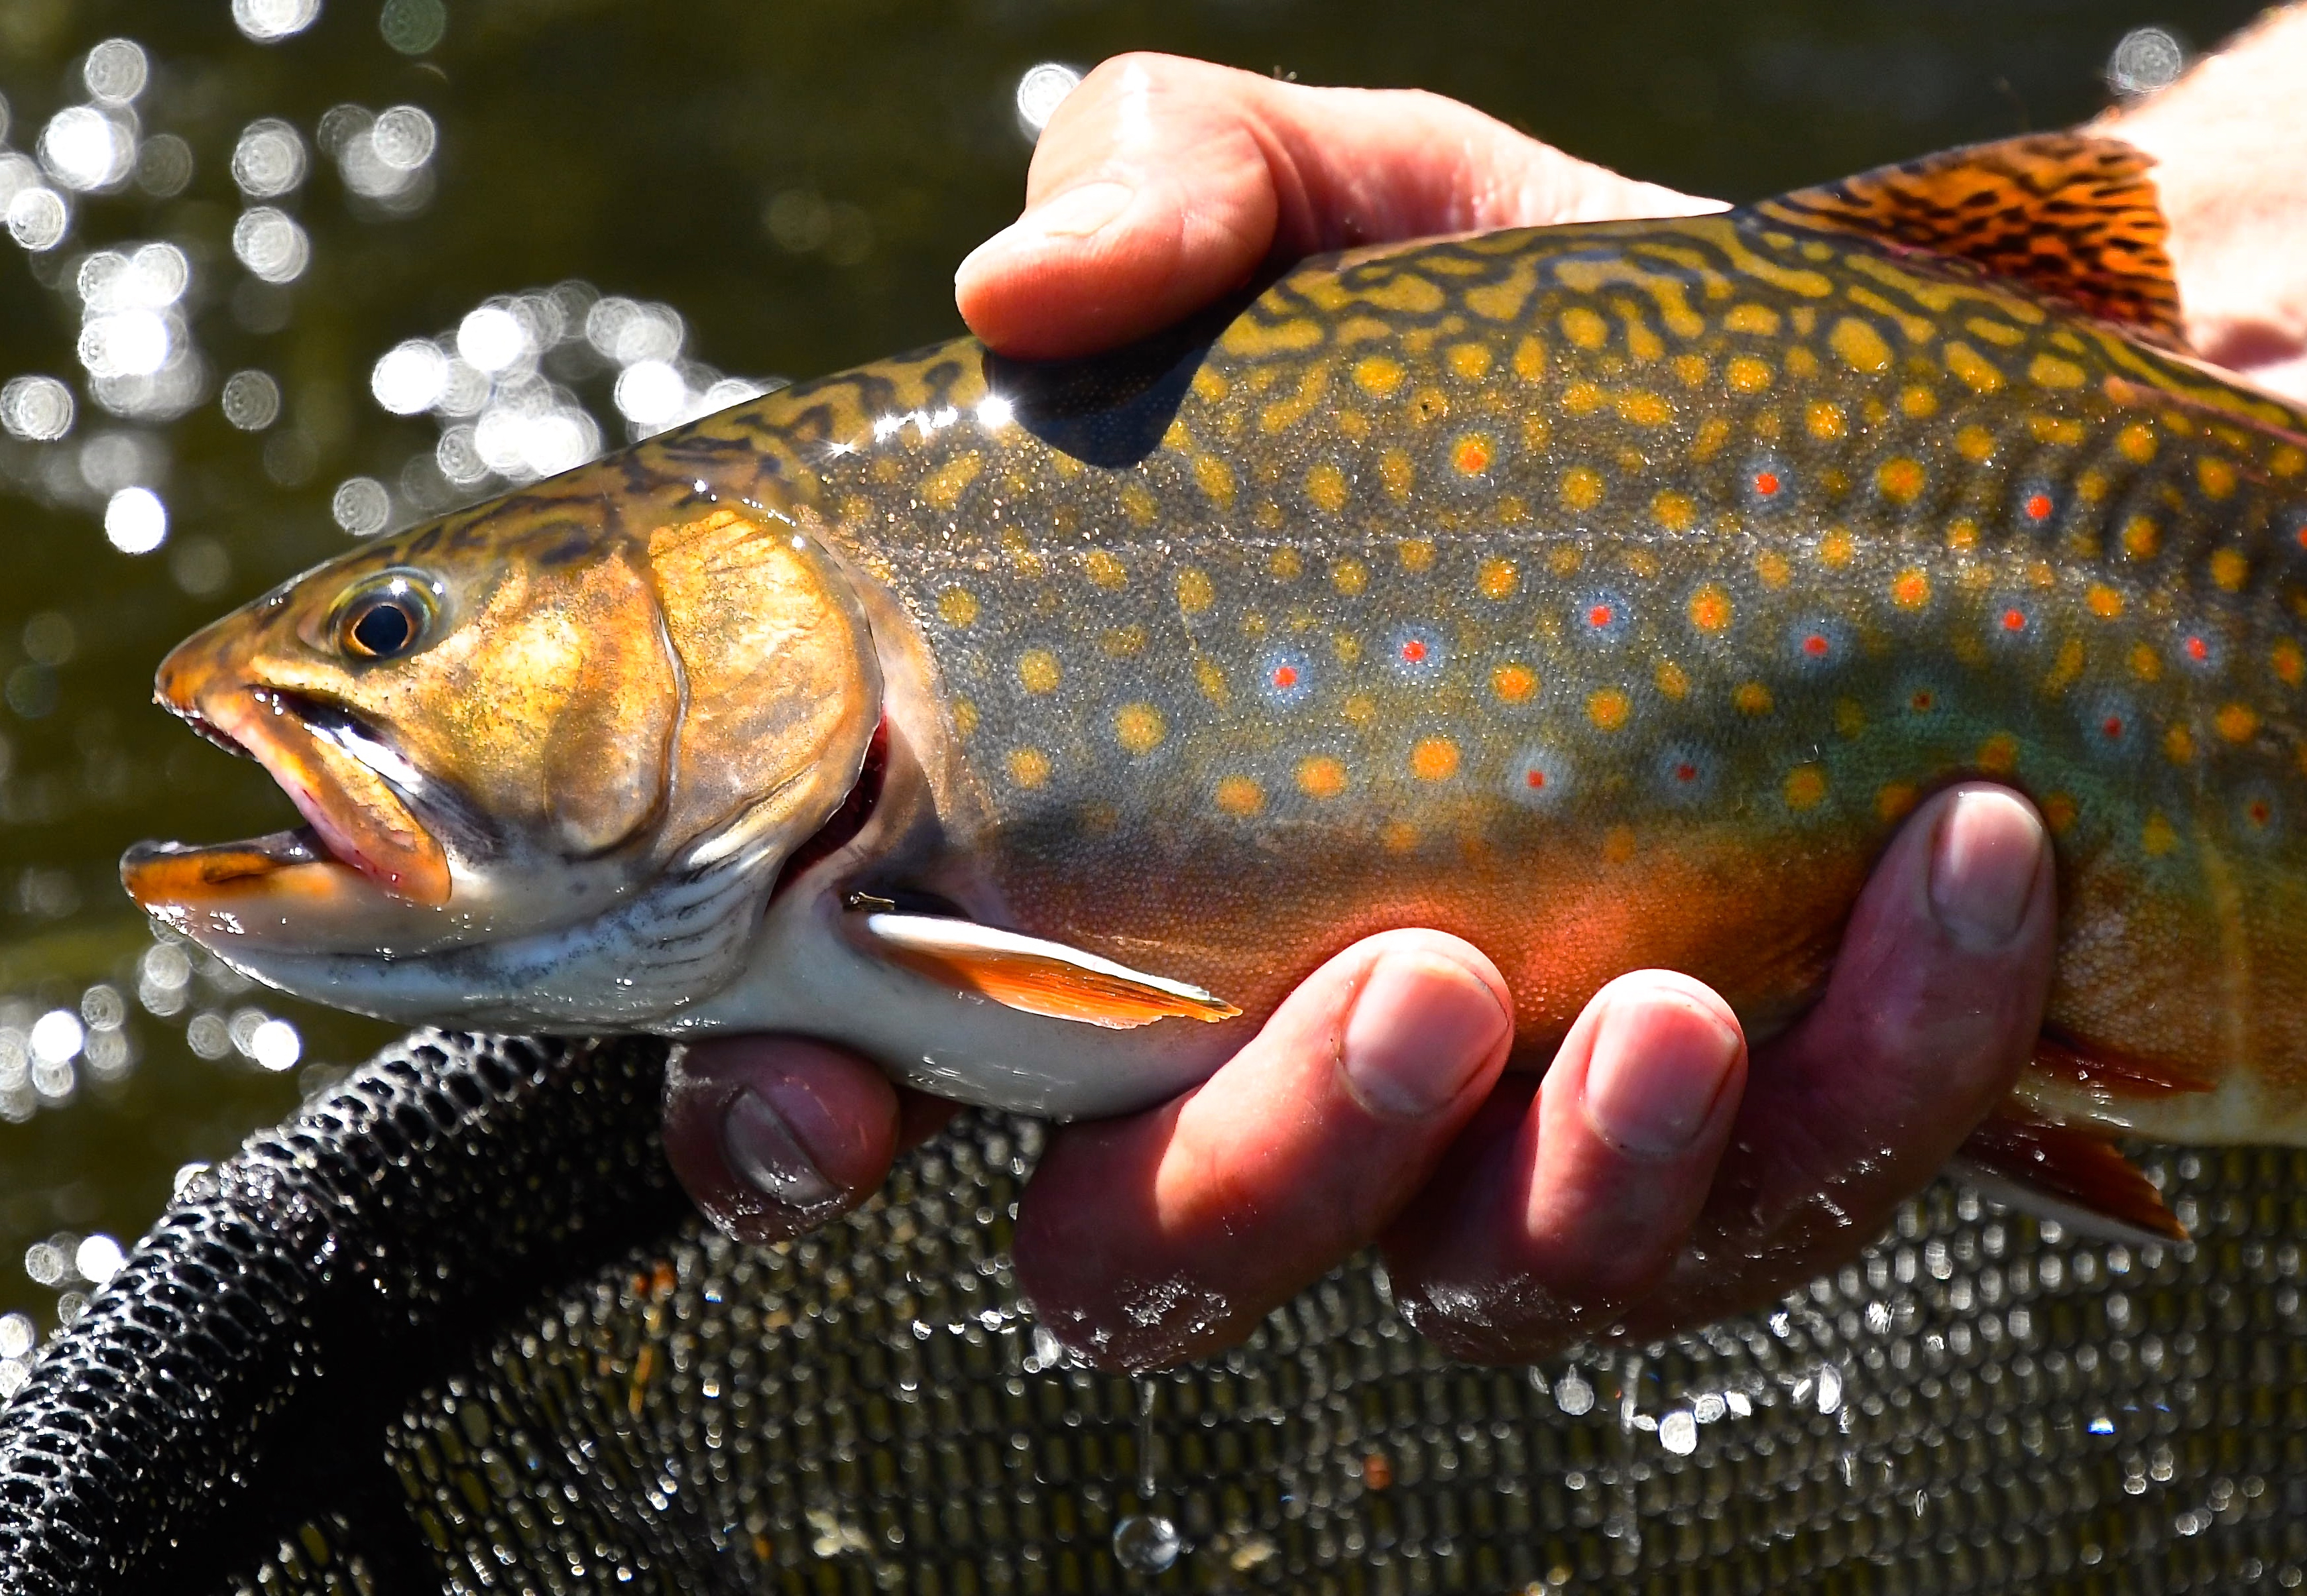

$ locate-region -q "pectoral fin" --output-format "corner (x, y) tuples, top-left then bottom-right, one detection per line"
(1952, 1108), (2188, 1245)
(1754, 133), (2186, 348)
(2031, 1031), (2217, 1098)
(858, 911), (1240, 1029)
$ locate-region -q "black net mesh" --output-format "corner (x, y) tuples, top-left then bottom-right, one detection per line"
(3, 1030), (2304, 1593)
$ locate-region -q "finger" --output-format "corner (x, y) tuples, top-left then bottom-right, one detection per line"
(1622, 783), (2055, 1334)
(957, 52), (1721, 359)
(1013, 929), (1513, 1371)
(1384, 970), (1746, 1363)
(662, 1035), (904, 1245)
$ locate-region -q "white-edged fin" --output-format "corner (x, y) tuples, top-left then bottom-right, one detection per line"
(858, 911), (1240, 1029)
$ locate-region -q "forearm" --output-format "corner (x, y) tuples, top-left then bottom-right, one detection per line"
(2096, 4), (2307, 397)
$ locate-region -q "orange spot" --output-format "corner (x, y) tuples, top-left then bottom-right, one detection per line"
(2143, 812), (2178, 856)
(1783, 765), (1828, 811)
(2273, 642), (2304, 687)
(1734, 681), (1774, 716)
(1601, 825), (1637, 864)
(1476, 556), (1517, 600)
(1877, 457), (1925, 504)
(1382, 820), (1420, 854)
(2217, 703), (2260, 743)
(1655, 659), (1688, 700)
(1452, 434), (1493, 475)
(2042, 793), (2078, 834)
(1977, 734), (2019, 775)
(1891, 569), (1930, 609)
(2086, 584), (2124, 619)
(1214, 775), (1264, 816)
(1296, 756), (1348, 800)
(1586, 688), (1631, 732)
(1491, 663), (1538, 703)
(2165, 724), (2195, 764)
(1686, 585), (1732, 632)
(1410, 737), (1460, 782)
(1876, 783), (1918, 823)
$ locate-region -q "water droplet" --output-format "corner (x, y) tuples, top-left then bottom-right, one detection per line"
(1112, 1512), (1181, 1575)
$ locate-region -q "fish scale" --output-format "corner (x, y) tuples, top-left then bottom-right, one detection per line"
(122, 133), (2307, 1233)
(642, 189), (2307, 1145)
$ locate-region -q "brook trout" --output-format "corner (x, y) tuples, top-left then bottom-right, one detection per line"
(124, 134), (2307, 1239)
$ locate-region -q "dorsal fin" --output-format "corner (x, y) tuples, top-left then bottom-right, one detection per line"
(1752, 133), (2186, 349)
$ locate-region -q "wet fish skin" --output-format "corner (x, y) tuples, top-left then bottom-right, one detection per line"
(639, 209), (2307, 1143)
(125, 139), (2307, 1160)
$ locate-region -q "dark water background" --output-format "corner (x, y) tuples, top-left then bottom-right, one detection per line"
(0, 0), (2269, 1363)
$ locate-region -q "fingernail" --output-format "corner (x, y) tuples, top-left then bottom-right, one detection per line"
(1582, 996), (1740, 1158)
(1928, 789), (2045, 949)
(957, 181), (1135, 276)
(1342, 952), (1509, 1119)
(723, 1084), (837, 1207)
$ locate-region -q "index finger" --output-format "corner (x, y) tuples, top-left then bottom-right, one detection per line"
(957, 52), (1722, 359)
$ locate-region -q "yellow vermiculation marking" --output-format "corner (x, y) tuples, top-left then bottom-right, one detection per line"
(1954, 425), (1995, 463)
(1305, 463), (1349, 512)
(1618, 392), (1671, 426)
(1561, 467), (1605, 513)
(1102, 624), (1146, 657)
(2166, 724), (2196, 764)
(1332, 632), (1360, 665)
(2030, 415), (2085, 445)
(1218, 315), (1323, 357)
(1944, 342), (2004, 394)
(1829, 316), (1891, 374)
(1194, 455), (1236, 508)
(1353, 355), (1404, 398)
(1007, 748), (1051, 789)
(1724, 304), (1780, 335)
(1726, 356), (1773, 394)
(1655, 660), (1689, 699)
(1901, 384), (1938, 419)
(1492, 663), (1537, 703)
(1679, 585), (1734, 632)
(1297, 756), (1348, 800)
(1331, 557), (1368, 596)
(2044, 639), (2085, 695)
(1787, 347), (1820, 379)
(1674, 354), (1708, 386)
(2123, 516), (2160, 559)
(2131, 642), (2162, 682)
(1379, 449), (1415, 500)
(1191, 368), (1228, 403)
(1410, 737), (1460, 782)
(1113, 703), (1167, 755)
(1835, 699), (1865, 738)
(1692, 417), (1732, 459)
(2118, 422), (2157, 463)
(1018, 650), (1061, 694)
(2211, 549), (2249, 591)
(2029, 353), (2087, 388)
(2274, 641), (2305, 687)
(1195, 659), (1228, 705)
(2218, 703), (2260, 743)
(922, 451), (982, 512)
(1965, 317), (2025, 348)
(1891, 569), (1930, 609)
(1120, 483), (1157, 525)
(1397, 540), (1435, 573)
(2200, 458), (2239, 500)
(1562, 381), (1604, 416)
(1259, 365), (1330, 433)
(1477, 557), (1517, 600)
(1446, 342), (1492, 381)
(1512, 335), (1546, 380)
(952, 699), (977, 740)
(1783, 765), (1828, 810)
(1804, 400), (1845, 441)
(1653, 490), (1696, 532)
(936, 587), (978, 626)
(1085, 550), (1126, 589)
(2142, 811), (2178, 856)
(1175, 568), (1214, 614)
(1586, 688), (1631, 731)
(1735, 681), (1774, 715)
(1560, 307), (1609, 351)
(1214, 775), (1264, 816)
(1342, 691), (1375, 724)
(2086, 583), (2125, 618)
(1268, 548), (1301, 581)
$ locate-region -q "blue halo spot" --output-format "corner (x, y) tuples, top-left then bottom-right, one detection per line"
(1986, 596), (2041, 648)
(1787, 617), (1850, 672)
(1259, 647), (1314, 707)
(2172, 622), (2226, 675)
(1572, 589), (1631, 648)
(1506, 745), (1570, 809)
(2080, 692), (2143, 761)
(1386, 624), (1447, 678)
(1745, 452), (1793, 512)
(2013, 481), (2060, 530)
(1655, 744), (1715, 805)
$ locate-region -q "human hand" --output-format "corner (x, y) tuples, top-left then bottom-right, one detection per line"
(662, 53), (2064, 1368)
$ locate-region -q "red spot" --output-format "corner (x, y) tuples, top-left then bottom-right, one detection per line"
(1400, 639), (1428, 663)
(1525, 769), (1547, 790)
(1272, 665), (1298, 689)
(2250, 801), (2272, 826)
(1674, 762), (1698, 783)
(1753, 471), (1780, 496)
(2185, 634), (2210, 662)
(1802, 634), (1829, 657)
(2102, 715), (2125, 739)
(2295, 525), (2307, 550)
(1910, 690), (1935, 712)
(1587, 604), (1614, 629)
(2024, 492), (2054, 521)
(2001, 608), (2027, 632)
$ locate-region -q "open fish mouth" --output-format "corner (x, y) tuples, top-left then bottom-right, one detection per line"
(123, 684), (453, 919)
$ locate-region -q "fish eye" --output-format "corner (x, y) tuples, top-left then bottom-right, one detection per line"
(332, 571), (440, 661)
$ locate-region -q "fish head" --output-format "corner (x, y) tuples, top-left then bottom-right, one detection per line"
(122, 483), (882, 1023)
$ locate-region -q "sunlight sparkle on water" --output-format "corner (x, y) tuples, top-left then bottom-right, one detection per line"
(104, 486), (167, 553)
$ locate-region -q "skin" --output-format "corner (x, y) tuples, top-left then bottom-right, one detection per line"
(664, 20), (2307, 1369)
